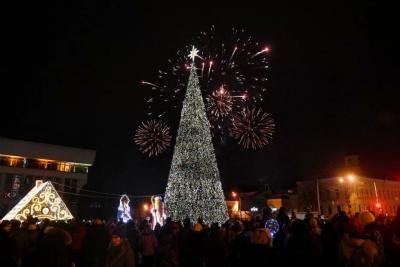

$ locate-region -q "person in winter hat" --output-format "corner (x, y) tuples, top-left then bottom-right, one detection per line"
(105, 227), (136, 267)
(193, 223), (203, 232)
(340, 211), (384, 267)
(348, 216), (364, 234)
(359, 211), (375, 227)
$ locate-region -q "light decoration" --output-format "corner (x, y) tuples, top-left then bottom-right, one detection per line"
(265, 218), (279, 237)
(117, 194), (132, 223)
(188, 45), (203, 61)
(250, 206), (258, 212)
(164, 48), (229, 225)
(150, 195), (167, 229)
(2, 180), (73, 221)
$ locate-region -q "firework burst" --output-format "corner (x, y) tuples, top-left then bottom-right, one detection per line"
(142, 26), (270, 117)
(134, 120), (172, 157)
(231, 107), (275, 149)
(206, 85), (233, 119)
(139, 26), (274, 152)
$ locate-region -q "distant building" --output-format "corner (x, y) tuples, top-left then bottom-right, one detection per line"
(226, 191), (289, 220)
(0, 137), (96, 216)
(295, 176), (400, 216)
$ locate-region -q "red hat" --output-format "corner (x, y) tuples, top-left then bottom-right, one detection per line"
(348, 217), (363, 233)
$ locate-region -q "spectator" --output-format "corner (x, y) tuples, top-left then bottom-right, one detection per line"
(140, 223), (157, 267)
(105, 228), (135, 267)
(82, 219), (110, 267)
(36, 223), (72, 267)
(0, 220), (16, 267)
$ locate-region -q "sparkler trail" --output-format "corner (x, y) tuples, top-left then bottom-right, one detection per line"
(251, 47), (269, 58)
(229, 46), (238, 61)
(208, 61), (213, 77)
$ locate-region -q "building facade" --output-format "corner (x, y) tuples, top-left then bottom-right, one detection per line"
(296, 176), (400, 216)
(0, 137), (96, 216)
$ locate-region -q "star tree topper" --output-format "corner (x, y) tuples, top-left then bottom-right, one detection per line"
(188, 45), (203, 63)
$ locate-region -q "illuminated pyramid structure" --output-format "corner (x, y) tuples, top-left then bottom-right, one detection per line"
(2, 180), (74, 221)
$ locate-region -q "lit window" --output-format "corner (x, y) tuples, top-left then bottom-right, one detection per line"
(57, 163), (72, 172)
(65, 164), (71, 172)
(9, 158), (19, 167)
(39, 161), (48, 169)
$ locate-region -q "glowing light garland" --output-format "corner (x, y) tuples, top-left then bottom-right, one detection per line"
(2, 181), (73, 221)
(117, 194), (132, 223)
(150, 195), (166, 229)
(265, 218), (279, 237)
(164, 51), (229, 225)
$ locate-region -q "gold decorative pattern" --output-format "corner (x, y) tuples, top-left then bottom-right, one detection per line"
(2, 181), (73, 221)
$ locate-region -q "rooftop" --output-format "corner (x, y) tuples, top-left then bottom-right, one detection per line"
(0, 137), (96, 165)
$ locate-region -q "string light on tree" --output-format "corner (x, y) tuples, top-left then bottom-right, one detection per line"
(164, 46), (229, 225)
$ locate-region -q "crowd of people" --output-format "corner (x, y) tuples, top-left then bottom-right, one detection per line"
(1, 206), (400, 267)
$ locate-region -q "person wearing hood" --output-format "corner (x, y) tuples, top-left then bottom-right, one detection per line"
(339, 211), (384, 267)
(229, 221), (250, 267)
(36, 223), (72, 267)
(105, 228), (135, 267)
(339, 216), (366, 266)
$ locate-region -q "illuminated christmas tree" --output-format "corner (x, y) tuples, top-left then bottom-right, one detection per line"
(165, 47), (228, 225)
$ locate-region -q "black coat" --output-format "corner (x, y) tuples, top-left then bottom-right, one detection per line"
(106, 239), (136, 267)
(0, 228), (16, 267)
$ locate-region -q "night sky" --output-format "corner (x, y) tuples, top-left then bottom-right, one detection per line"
(3, 1), (400, 196)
